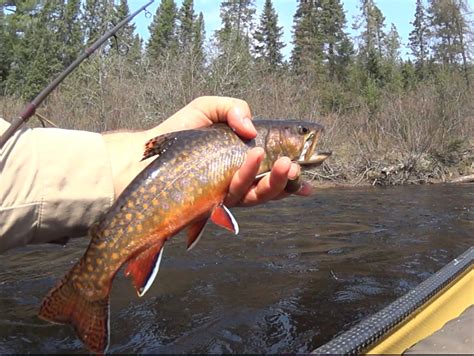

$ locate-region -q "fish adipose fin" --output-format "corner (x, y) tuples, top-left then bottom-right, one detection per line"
(187, 219), (208, 251)
(38, 275), (110, 354)
(211, 205), (239, 234)
(125, 242), (165, 297)
(142, 134), (177, 161)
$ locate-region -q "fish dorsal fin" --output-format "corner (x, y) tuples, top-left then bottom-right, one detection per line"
(142, 133), (177, 161)
(187, 219), (208, 251)
(124, 243), (165, 297)
(210, 205), (239, 234)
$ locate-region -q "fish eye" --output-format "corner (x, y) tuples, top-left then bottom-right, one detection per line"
(298, 125), (309, 135)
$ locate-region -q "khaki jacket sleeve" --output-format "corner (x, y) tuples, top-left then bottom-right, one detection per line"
(0, 118), (114, 252)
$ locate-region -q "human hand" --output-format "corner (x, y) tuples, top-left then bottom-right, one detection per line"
(103, 96), (312, 202)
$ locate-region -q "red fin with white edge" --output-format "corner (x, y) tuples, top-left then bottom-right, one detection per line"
(210, 205), (239, 234)
(125, 242), (165, 297)
(38, 271), (110, 354)
(187, 219), (208, 251)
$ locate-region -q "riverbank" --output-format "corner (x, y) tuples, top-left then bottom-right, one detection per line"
(306, 140), (474, 186)
(1, 68), (472, 188)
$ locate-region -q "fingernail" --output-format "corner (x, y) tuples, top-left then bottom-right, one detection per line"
(243, 117), (257, 135)
(288, 163), (300, 180)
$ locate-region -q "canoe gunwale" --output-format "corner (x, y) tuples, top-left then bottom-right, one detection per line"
(312, 246), (474, 355)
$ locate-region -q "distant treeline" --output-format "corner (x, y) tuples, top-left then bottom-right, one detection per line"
(0, 0), (472, 185)
(1, 0), (472, 100)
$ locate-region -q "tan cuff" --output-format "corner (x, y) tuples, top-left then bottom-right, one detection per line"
(0, 120), (114, 252)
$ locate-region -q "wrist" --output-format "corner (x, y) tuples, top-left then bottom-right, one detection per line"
(102, 123), (171, 198)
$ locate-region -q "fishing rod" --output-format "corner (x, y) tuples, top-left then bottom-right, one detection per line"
(0, 0), (154, 149)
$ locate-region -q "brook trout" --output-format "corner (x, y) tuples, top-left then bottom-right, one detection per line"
(38, 120), (328, 353)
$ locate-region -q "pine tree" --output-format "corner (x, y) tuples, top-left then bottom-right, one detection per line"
(427, 0), (471, 84)
(321, 0), (352, 79)
(147, 0), (178, 60)
(192, 11), (205, 67)
(177, 0), (195, 52)
(408, 0), (430, 75)
(291, 0), (325, 74)
(7, 1), (63, 99)
(210, 0), (256, 94)
(334, 36), (354, 81)
(114, 0), (141, 62)
(353, 0), (387, 81)
(0, 5), (11, 93)
(216, 0), (256, 51)
(385, 23), (401, 63)
(83, 0), (115, 46)
(58, 0), (83, 66)
(253, 0), (284, 68)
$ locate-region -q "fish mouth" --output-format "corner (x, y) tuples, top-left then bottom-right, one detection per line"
(297, 129), (326, 164)
(298, 151), (332, 167)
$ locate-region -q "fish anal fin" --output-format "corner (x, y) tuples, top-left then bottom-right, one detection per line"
(187, 219), (208, 251)
(210, 205), (239, 235)
(142, 134), (177, 161)
(38, 274), (110, 354)
(124, 242), (165, 297)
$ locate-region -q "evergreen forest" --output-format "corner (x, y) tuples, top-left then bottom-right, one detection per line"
(1, 0), (472, 185)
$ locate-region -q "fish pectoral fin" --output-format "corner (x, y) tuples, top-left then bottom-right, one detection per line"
(187, 219), (209, 251)
(142, 133), (177, 161)
(255, 172), (270, 180)
(124, 243), (165, 297)
(210, 205), (239, 235)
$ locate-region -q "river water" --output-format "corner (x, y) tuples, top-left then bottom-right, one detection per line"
(0, 184), (472, 353)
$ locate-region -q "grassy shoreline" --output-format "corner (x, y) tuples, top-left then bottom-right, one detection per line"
(1, 62), (472, 187)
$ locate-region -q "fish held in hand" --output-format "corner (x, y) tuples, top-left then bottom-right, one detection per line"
(38, 120), (328, 353)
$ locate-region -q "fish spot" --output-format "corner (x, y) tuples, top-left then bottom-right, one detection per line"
(150, 186), (157, 194)
(136, 224), (143, 233)
(96, 258), (103, 265)
(87, 264), (94, 272)
(125, 213), (133, 221)
(127, 226), (134, 233)
(142, 203), (149, 210)
(127, 200), (134, 208)
(152, 199), (159, 207)
(111, 252), (120, 260)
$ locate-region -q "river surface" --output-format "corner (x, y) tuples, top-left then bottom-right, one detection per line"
(0, 184), (472, 353)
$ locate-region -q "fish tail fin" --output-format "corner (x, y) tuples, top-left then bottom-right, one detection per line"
(39, 276), (110, 354)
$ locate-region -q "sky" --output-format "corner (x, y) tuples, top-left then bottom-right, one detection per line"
(129, 0), (472, 60)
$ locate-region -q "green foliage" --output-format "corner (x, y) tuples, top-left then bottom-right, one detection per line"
(0, 6), (12, 93)
(253, 0), (284, 68)
(6, 1), (63, 100)
(0, 0), (472, 125)
(291, 0), (352, 78)
(427, 0), (471, 85)
(209, 0), (256, 94)
(146, 0), (178, 61)
(291, 0), (325, 74)
(408, 0), (430, 76)
(177, 0), (194, 51)
(114, 0), (142, 64)
(57, 0), (83, 67)
(83, 0), (116, 46)
(216, 0), (255, 42)
(192, 12), (205, 65)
